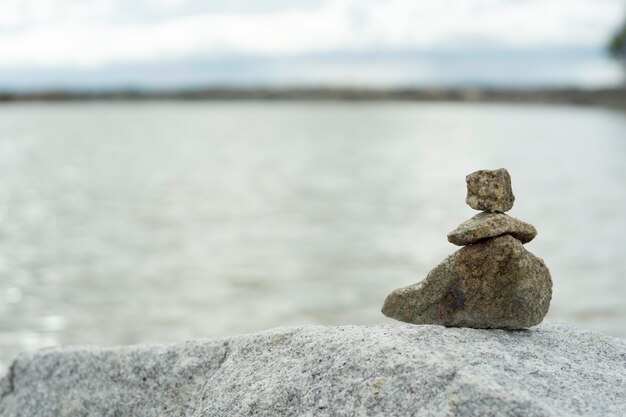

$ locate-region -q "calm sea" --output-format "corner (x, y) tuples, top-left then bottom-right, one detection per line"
(1, 101), (625, 371)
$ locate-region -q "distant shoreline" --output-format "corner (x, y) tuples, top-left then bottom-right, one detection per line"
(1, 87), (625, 108)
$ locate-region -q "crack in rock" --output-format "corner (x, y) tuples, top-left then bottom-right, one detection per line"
(217, 342), (230, 369)
(0, 361), (16, 400)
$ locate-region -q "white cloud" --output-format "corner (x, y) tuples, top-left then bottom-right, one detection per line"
(0, 0), (623, 68)
(0, 0), (623, 86)
(0, 0), (115, 28)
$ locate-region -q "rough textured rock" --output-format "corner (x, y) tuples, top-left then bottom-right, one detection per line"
(447, 212), (537, 246)
(1, 324), (625, 417)
(465, 168), (515, 212)
(382, 235), (551, 329)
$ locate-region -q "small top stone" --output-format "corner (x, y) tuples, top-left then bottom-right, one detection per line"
(465, 168), (515, 212)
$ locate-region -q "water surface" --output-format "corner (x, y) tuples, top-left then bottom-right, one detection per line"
(1, 101), (625, 370)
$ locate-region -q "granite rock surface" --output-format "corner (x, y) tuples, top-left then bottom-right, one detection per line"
(447, 212), (537, 246)
(465, 168), (515, 212)
(1, 324), (625, 417)
(382, 235), (552, 329)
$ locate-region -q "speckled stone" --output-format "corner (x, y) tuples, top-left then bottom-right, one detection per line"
(382, 235), (551, 329)
(1, 324), (625, 417)
(466, 168), (515, 212)
(447, 212), (537, 246)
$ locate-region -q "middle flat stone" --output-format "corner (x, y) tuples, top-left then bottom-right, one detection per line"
(447, 212), (537, 246)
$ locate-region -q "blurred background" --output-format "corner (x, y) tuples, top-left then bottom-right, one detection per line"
(1, 0), (625, 372)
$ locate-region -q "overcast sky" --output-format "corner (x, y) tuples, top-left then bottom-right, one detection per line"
(0, 0), (624, 89)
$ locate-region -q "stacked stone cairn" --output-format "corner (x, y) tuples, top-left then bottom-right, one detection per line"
(382, 168), (552, 329)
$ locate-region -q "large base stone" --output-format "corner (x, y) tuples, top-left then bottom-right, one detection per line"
(1, 324), (624, 417)
(382, 235), (552, 329)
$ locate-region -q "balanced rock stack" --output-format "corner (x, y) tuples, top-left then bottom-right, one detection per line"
(382, 168), (552, 329)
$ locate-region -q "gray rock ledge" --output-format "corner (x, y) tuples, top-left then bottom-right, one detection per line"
(1, 323), (625, 417)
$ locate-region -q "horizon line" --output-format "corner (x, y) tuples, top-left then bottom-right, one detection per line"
(1, 86), (625, 108)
